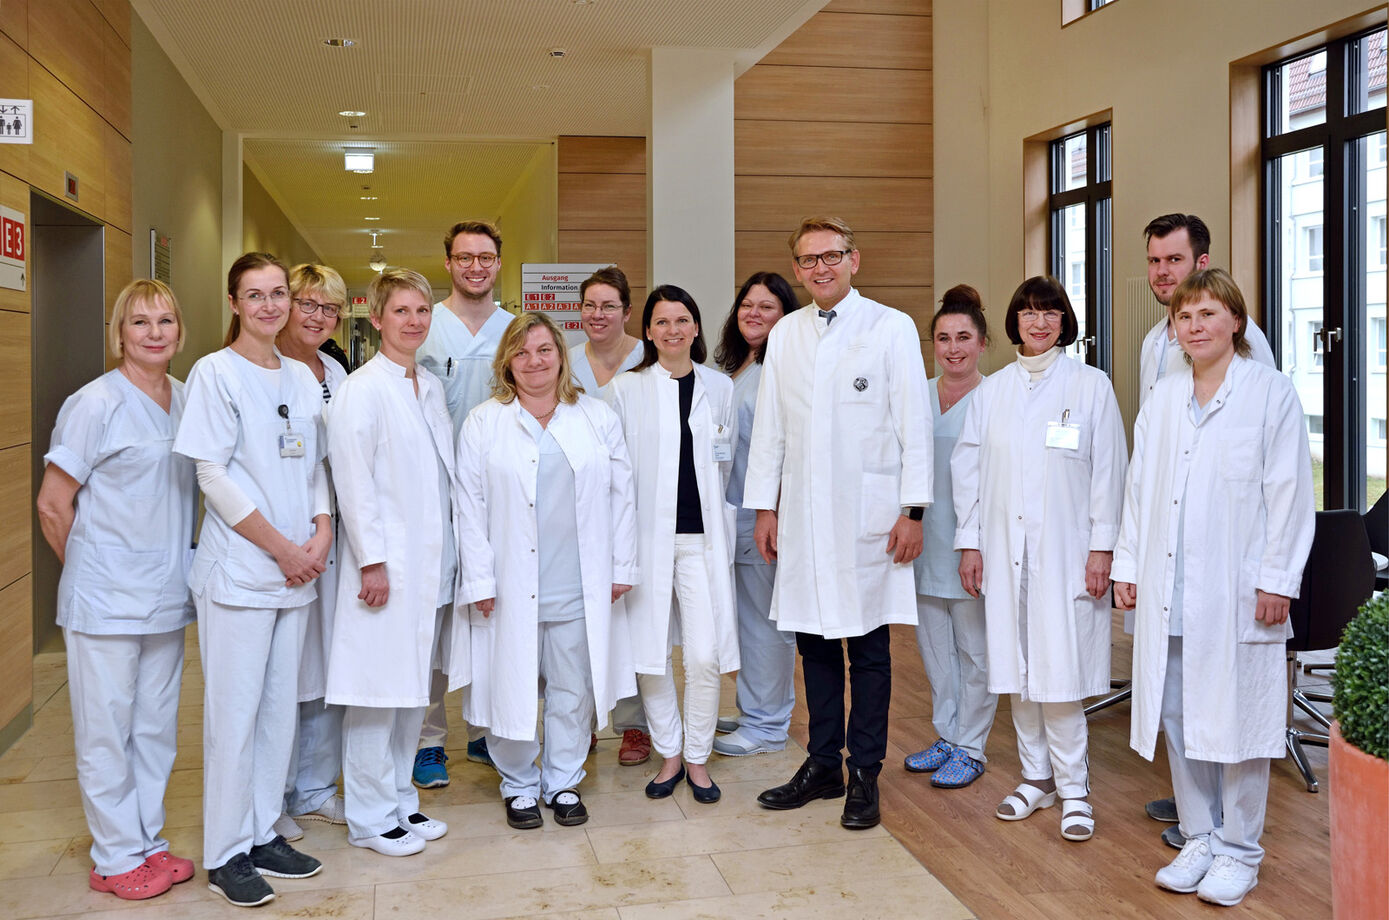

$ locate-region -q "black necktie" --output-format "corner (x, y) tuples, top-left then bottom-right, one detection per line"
(818, 309), (836, 326)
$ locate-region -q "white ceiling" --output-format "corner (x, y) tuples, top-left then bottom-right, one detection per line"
(133, 0), (826, 288)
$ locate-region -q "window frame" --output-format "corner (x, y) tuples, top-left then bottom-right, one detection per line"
(1046, 122), (1113, 373)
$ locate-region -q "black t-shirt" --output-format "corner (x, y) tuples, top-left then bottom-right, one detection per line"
(674, 371), (705, 534)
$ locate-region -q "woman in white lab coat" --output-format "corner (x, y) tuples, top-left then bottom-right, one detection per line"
(1113, 269), (1313, 907)
(325, 268), (462, 857)
(36, 280), (196, 901)
(274, 263), (350, 840)
(457, 312), (639, 830)
(173, 252), (331, 907)
(903, 284), (998, 789)
(710, 271), (798, 758)
(611, 284), (739, 804)
(954, 275), (1125, 843)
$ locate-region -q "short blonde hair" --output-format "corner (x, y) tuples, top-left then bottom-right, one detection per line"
(109, 279), (184, 358)
(788, 216), (856, 254)
(367, 267), (433, 320)
(290, 263), (347, 315)
(490, 312), (581, 405)
(1169, 268), (1252, 360)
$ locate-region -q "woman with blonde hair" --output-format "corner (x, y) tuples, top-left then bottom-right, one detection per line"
(457, 312), (638, 829)
(37, 279), (197, 901)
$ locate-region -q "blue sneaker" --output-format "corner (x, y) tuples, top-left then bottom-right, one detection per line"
(412, 746), (449, 788)
(466, 737), (495, 769)
(930, 746), (985, 788)
(904, 738), (954, 773)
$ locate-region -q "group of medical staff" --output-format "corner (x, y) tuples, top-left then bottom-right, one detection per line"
(38, 223), (1312, 911)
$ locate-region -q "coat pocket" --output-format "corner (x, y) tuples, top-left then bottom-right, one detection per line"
(74, 547), (170, 620)
(1235, 560), (1292, 644)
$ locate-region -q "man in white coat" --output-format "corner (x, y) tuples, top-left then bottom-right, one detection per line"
(1136, 213), (1277, 845)
(745, 216), (932, 830)
(412, 219), (515, 785)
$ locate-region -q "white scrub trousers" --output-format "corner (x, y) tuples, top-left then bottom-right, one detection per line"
(1162, 637), (1269, 867)
(343, 705), (426, 839)
(915, 594), (995, 761)
(66, 628), (184, 876)
(637, 535), (722, 765)
(196, 597), (309, 869)
(732, 562), (795, 746)
(488, 617), (596, 802)
(1010, 698), (1089, 798)
(284, 698), (344, 815)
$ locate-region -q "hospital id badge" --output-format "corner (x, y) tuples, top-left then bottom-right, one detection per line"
(279, 431), (306, 458)
(712, 438), (733, 462)
(1045, 421), (1080, 451)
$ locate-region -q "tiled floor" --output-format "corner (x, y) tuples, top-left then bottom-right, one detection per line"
(0, 636), (974, 920)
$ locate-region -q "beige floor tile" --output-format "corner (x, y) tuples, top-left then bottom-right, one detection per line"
(0, 779), (81, 814)
(25, 884), (375, 920)
(586, 806), (883, 864)
(0, 754), (40, 784)
(670, 779), (785, 820)
(0, 869), (215, 920)
(20, 755), (77, 783)
(50, 825), (204, 877)
(709, 835), (929, 894)
(373, 853), (731, 919)
(0, 838), (69, 880)
(0, 806), (91, 845)
(616, 872), (975, 920)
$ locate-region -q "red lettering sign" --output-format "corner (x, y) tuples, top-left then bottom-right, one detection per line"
(1, 217), (23, 261)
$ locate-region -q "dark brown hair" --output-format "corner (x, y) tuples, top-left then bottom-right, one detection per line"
(1004, 276), (1078, 348)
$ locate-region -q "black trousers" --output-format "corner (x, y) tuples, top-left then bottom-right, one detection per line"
(795, 624), (891, 777)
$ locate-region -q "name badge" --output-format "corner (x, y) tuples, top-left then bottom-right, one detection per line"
(712, 424), (733, 462)
(1045, 421), (1080, 451)
(279, 431), (306, 458)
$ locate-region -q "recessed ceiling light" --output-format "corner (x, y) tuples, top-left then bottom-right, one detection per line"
(572, 0), (595, 5)
(547, 47), (567, 58)
(322, 38), (356, 47)
(364, 216), (381, 221)
(338, 110), (367, 117)
(359, 195), (378, 200)
(344, 147), (374, 173)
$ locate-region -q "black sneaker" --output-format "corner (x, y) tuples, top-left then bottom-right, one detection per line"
(249, 835), (322, 879)
(208, 852), (275, 907)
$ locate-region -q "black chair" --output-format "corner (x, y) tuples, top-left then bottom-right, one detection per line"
(1365, 491), (1387, 591)
(1284, 509), (1377, 792)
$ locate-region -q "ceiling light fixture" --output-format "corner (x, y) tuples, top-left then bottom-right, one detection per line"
(338, 110), (367, 117)
(359, 195), (378, 200)
(322, 38), (356, 47)
(368, 231), (387, 272)
(547, 47), (567, 58)
(363, 216), (381, 221)
(344, 147), (374, 173)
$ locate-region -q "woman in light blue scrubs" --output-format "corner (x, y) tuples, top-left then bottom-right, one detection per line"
(569, 266), (644, 402)
(37, 279), (197, 901)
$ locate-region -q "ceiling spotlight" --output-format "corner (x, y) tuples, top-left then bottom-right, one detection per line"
(368, 231), (387, 272)
(547, 47), (567, 58)
(322, 38), (356, 47)
(338, 110), (367, 117)
(359, 195), (378, 200)
(344, 147), (374, 173)
(363, 216), (381, 221)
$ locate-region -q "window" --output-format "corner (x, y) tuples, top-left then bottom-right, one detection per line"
(1308, 415), (1325, 436)
(1264, 26), (1387, 511)
(1048, 123), (1112, 371)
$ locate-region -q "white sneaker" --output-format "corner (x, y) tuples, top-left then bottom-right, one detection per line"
(348, 829), (426, 858)
(1197, 854), (1259, 906)
(272, 813), (304, 842)
(405, 812), (448, 840)
(1155, 835), (1213, 893)
(712, 727), (784, 757)
(295, 794), (346, 825)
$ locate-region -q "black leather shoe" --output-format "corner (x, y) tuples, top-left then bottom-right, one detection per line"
(645, 765), (686, 799)
(757, 757), (845, 810)
(687, 772), (721, 804)
(840, 766), (881, 829)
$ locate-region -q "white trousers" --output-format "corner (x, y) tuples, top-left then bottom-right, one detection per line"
(196, 597), (308, 869)
(637, 535), (722, 764)
(915, 594), (996, 761)
(342, 705), (425, 839)
(488, 617), (595, 803)
(1162, 637), (1269, 867)
(732, 562), (795, 745)
(1011, 698), (1089, 799)
(66, 628), (184, 876)
(284, 697), (344, 816)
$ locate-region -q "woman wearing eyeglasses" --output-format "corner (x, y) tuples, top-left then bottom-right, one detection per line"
(953, 276), (1126, 844)
(173, 252), (331, 907)
(271, 264), (350, 841)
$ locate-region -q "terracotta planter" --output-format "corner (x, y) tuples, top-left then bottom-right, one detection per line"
(1329, 721), (1389, 919)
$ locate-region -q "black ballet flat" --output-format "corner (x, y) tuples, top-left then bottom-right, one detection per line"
(687, 773), (721, 804)
(644, 765), (686, 799)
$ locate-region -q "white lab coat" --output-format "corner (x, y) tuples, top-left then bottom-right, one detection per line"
(611, 363), (740, 675)
(173, 348), (325, 609)
(743, 289), (932, 638)
(570, 340), (644, 403)
(1139, 317), (1275, 406)
(46, 371), (197, 635)
(417, 305), (514, 432)
(324, 354), (470, 708)
(298, 357), (349, 702)
(1113, 356), (1314, 762)
(953, 353), (1127, 701)
(455, 395), (639, 739)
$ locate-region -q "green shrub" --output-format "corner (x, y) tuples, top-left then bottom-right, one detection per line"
(1333, 593), (1389, 761)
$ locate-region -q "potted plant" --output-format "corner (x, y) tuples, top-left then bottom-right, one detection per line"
(1329, 592), (1388, 919)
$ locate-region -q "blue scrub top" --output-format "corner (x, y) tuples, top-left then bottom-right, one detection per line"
(913, 377), (976, 599)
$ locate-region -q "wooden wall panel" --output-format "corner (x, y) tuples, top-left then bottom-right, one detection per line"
(105, 227), (131, 320)
(759, 12), (931, 71)
(735, 176), (932, 232)
(28, 0), (107, 122)
(825, 0), (930, 14)
(102, 16), (131, 139)
(0, 575), (33, 730)
(0, 0), (27, 49)
(0, 311), (31, 450)
(557, 173), (645, 231)
(855, 285), (936, 333)
(0, 445), (31, 590)
(735, 120), (931, 178)
(735, 66), (931, 125)
(0, 34), (31, 184)
(557, 229), (647, 289)
(558, 136), (645, 174)
(92, 0), (131, 47)
(736, 230), (933, 287)
(30, 65), (106, 222)
(102, 121), (131, 231)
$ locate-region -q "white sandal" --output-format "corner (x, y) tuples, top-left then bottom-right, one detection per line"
(1060, 798), (1094, 841)
(995, 782), (1057, 821)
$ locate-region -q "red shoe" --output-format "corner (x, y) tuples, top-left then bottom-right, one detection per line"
(144, 850), (195, 884)
(89, 862), (173, 900)
(618, 729), (652, 766)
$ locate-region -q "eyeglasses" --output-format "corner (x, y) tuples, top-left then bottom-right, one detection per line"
(1017, 308), (1063, 324)
(449, 252), (498, 268)
(295, 298), (341, 319)
(794, 249), (851, 270)
(238, 289), (290, 305)
(580, 302), (623, 316)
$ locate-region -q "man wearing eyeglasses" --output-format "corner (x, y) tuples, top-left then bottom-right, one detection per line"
(743, 216), (932, 830)
(412, 219), (515, 788)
